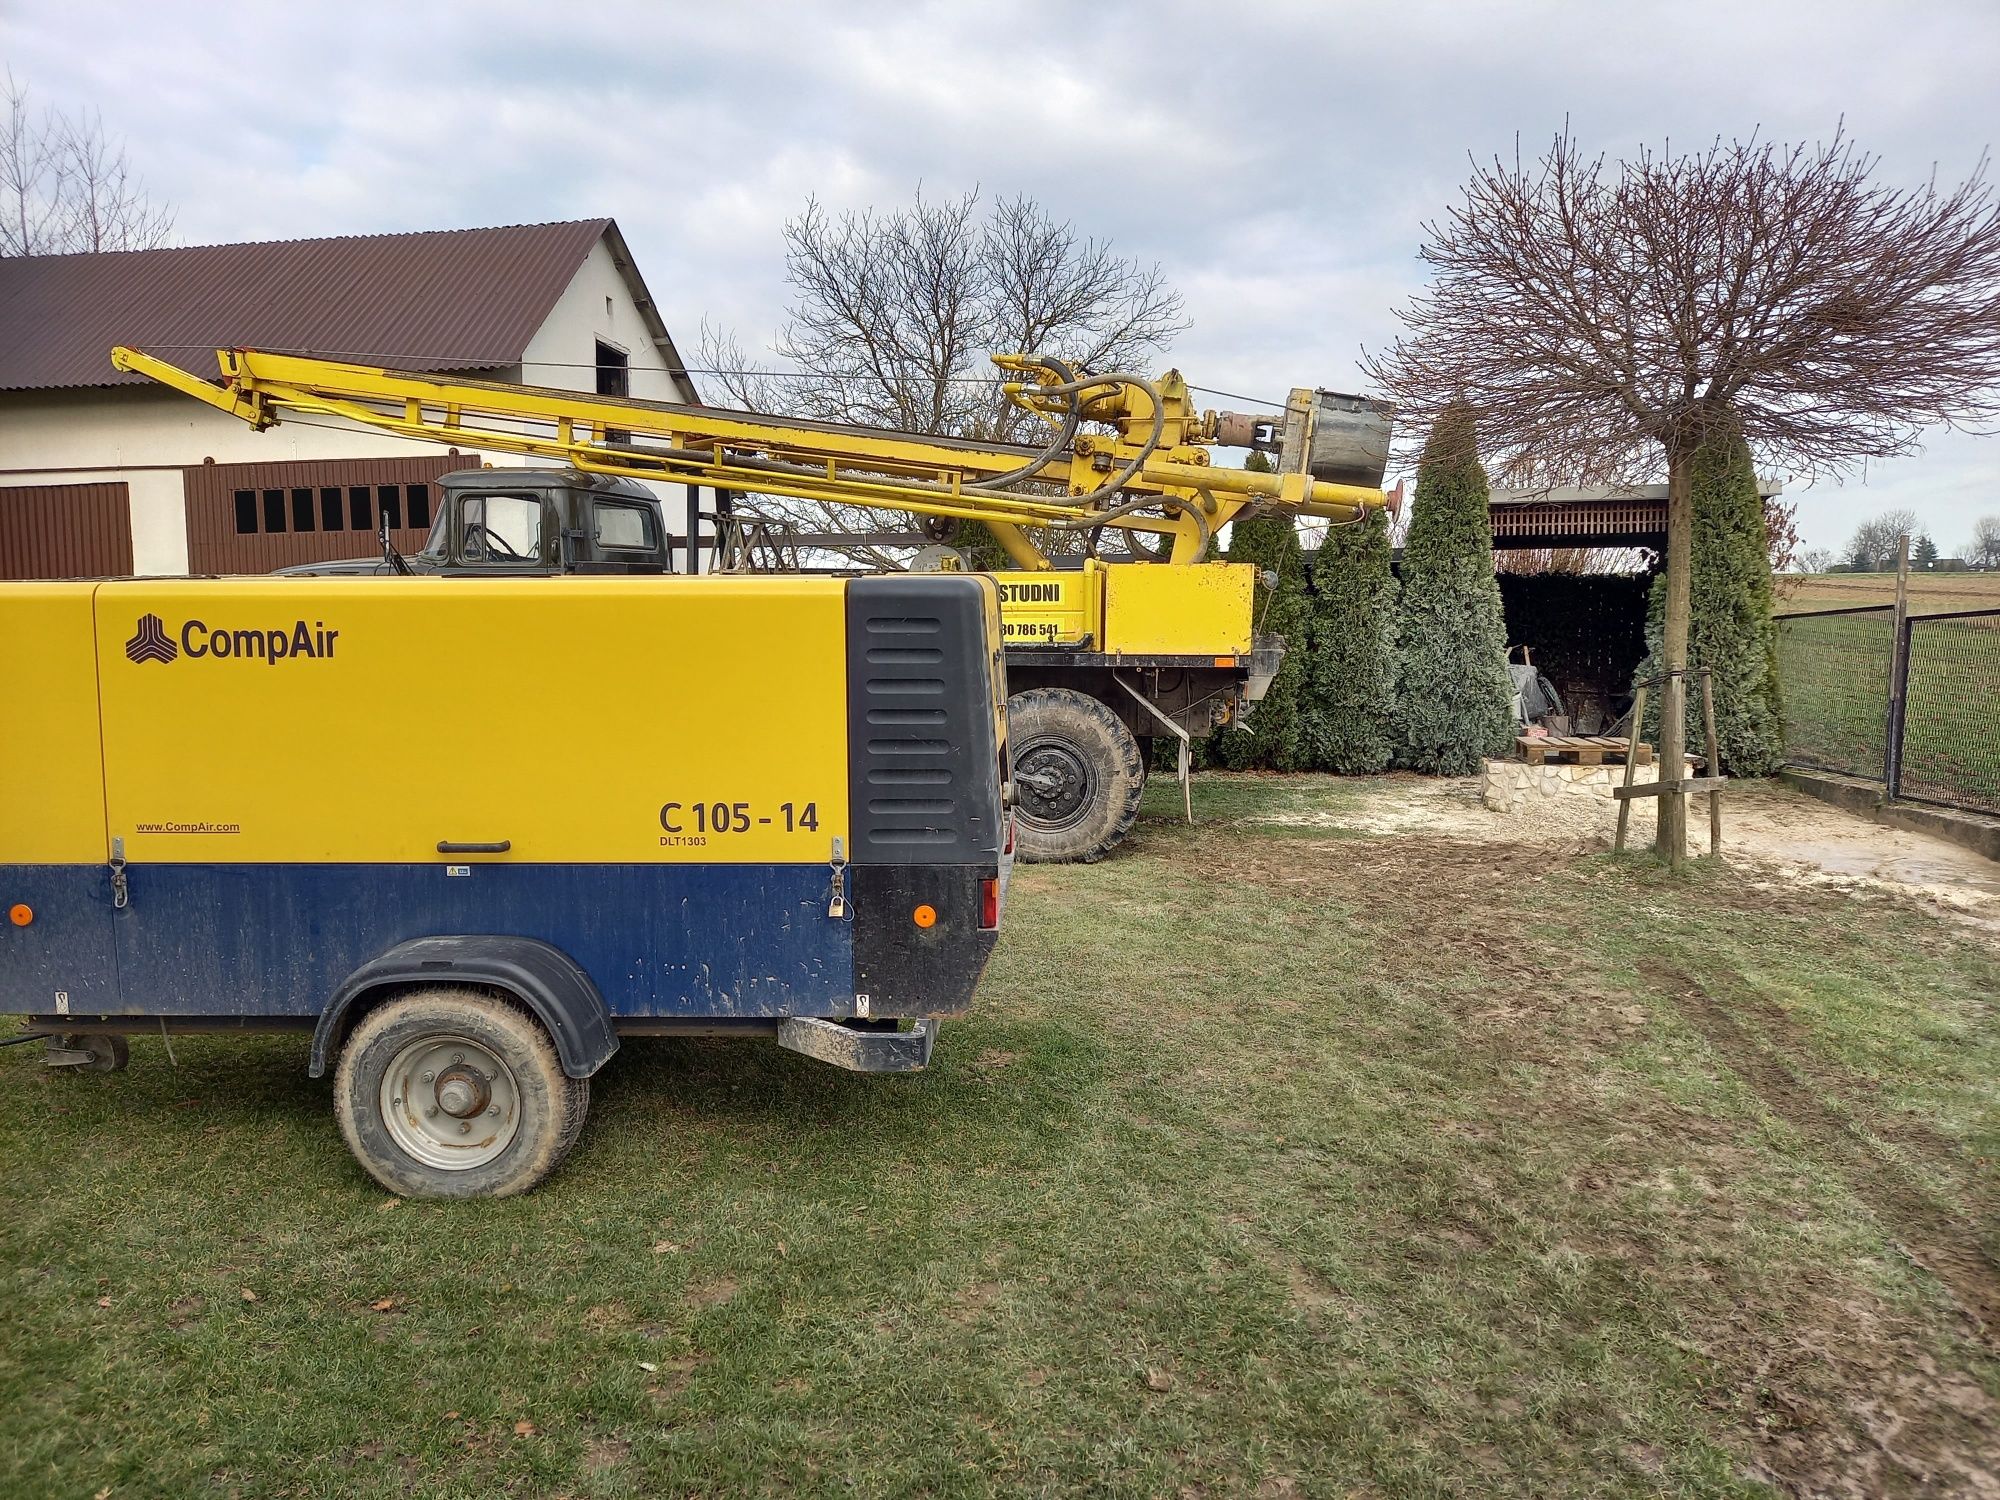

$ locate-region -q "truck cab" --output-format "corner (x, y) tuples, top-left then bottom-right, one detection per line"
(276, 468), (672, 578)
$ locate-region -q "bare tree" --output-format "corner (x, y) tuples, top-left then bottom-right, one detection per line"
(1796, 545), (1837, 573)
(1843, 506), (1924, 570)
(698, 188), (1186, 564)
(0, 72), (173, 256)
(1970, 515), (2000, 569)
(1362, 127), (2000, 859)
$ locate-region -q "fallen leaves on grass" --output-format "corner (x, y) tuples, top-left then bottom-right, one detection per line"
(239, 1289), (257, 1303)
(512, 1419), (536, 1437)
(369, 1297), (397, 1312)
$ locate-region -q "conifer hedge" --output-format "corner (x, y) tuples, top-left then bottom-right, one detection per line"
(1302, 508), (1398, 773)
(1389, 405), (1515, 774)
(1210, 489), (1309, 771)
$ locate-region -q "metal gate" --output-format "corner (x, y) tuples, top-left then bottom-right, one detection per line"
(0, 481), (134, 579)
(182, 455), (465, 574)
(1774, 601), (2000, 817)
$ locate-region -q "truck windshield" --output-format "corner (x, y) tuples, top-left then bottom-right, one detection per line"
(456, 494), (544, 565)
(418, 507), (449, 559)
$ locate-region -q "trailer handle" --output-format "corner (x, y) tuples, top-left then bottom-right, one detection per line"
(436, 840), (512, 855)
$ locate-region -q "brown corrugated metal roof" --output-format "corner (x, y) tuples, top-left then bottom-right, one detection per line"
(0, 219), (612, 392)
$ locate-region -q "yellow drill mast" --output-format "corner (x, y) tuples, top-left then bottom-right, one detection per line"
(110, 346), (1388, 568)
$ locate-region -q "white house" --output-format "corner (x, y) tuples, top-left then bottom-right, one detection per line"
(0, 219), (712, 577)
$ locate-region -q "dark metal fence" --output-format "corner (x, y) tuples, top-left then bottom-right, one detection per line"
(1773, 602), (2000, 816)
(1773, 605), (1897, 781)
(1897, 611), (2000, 815)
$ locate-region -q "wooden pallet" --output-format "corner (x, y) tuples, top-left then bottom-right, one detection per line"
(1518, 734), (1653, 767)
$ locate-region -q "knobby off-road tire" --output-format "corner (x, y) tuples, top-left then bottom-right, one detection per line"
(333, 987), (589, 1199)
(1007, 687), (1146, 863)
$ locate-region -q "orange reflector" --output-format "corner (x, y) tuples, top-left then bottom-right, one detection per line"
(1214, 656), (1237, 667)
(7, 903), (31, 928)
(979, 878), (1000, 931)
(912, 904), (938, 929)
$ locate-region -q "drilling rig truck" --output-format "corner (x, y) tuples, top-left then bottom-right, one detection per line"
(111, 346), (1396, 861)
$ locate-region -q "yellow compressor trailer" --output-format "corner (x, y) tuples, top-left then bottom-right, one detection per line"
(0, 571), (1012, 1196)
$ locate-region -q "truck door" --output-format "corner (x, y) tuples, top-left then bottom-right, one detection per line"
(0, 585), (123, 1017)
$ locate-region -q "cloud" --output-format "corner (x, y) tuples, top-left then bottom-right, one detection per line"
(4, 0), (1996, 547)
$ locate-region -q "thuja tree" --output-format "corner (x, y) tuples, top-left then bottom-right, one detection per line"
(1636, 418), (1784, 775)
(1363, 128), (2000, 858)
(1302, 506), (1398, 773)
(1211, 453), (1309, 769)
(1391, 405), (1515, 774)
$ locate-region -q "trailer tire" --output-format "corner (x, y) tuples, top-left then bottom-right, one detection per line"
(333, 988), (589, 1199)
(1007, 687), (1145, 863)
(60, 1032), (129, 1072)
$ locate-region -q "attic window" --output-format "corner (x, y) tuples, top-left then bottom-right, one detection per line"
(595, 340), (628, 398)
(597, 341), (631, 445)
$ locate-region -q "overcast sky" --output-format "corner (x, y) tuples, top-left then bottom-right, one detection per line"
(6, 0), (1998, 554)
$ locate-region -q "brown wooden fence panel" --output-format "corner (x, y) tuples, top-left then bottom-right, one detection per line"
(182, 454), (466, 574)
(0, 481), (134, 579)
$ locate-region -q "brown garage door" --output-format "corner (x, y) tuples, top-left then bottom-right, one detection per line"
(0, 482), (134, 579)
(183, 455), (468, 574)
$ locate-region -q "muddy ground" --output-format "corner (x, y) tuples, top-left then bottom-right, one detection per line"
(1248, 773), (2000, 938)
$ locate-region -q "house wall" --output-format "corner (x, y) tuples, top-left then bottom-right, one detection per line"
(0, 234), (710, 576)
(519, 237), (692, 404)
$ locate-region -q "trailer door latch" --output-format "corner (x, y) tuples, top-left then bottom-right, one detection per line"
(109, 836), (129, 910)
(827, 837), (848, 919)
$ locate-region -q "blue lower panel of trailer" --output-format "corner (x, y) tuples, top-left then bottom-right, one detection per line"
(0, 863), (853, 1020)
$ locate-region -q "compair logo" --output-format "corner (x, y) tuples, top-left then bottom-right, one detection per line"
(125, 613), (177, 665)
(122, 614), (340, 667)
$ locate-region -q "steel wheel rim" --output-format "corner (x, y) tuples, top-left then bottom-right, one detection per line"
(379, 1033), (521, 1171)
(1014, 739), (1094, 831)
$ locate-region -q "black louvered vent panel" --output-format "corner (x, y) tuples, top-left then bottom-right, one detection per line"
(845, 576), (1003, 864)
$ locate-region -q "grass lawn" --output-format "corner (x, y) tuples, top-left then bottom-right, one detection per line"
(3, 777), (1997, 1497)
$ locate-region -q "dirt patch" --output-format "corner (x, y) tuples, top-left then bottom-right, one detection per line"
(944, 1281), (1001, 1324)
(644, 1353), (708, 1403)
(1239, 773), (2000, 936)
(686, 1276), (738, 1309)
(583, 1435), (631, 1471)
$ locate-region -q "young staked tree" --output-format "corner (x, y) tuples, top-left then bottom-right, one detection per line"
(1636, 418), (1783, 776)
(1392, 406), (1515, 775)
(1212, 452), (1309, 770)
(1303, 506), (1399, 773)
(1363, 128), (2000, 859)
(698, 188), (1186, 567)
(1, 73), (172, 256)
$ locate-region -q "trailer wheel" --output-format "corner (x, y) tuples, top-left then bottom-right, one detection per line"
(57, 1032), (129, 1072)
(1007, 687), (1146, 863)
(333, 988), (588, 1199)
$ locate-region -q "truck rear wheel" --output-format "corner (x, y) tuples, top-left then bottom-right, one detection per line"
(333, 988), (588, 1199)
(1007, 687), (1146, 863)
